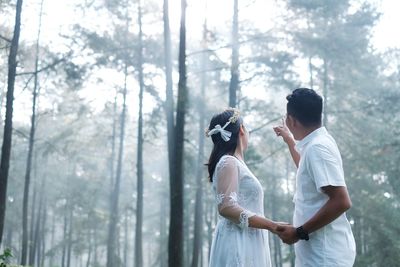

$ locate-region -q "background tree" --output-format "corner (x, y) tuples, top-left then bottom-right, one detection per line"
(0, 0), (24, 247)
(21, 0), (44, 264)
(134, 0), (145, 266)
(168, 0), (187, 266)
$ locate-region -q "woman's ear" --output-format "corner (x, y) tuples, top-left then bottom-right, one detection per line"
(239, 124), (245, 136)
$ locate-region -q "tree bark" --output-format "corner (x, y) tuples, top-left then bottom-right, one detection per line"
(285, 156), (295, 267)
(61, 203), (68, 267)
(93, 221), (98, 267)
(134, 1), (145, 266)
(191, 19), (207, 267)
(206, 196), (214, 264)
(31, 188), (43, 267)
(168, 0), (187, 266)
(86, 225), (92, 267)
(66, 205), (73, 267)
(160, 191), (167, 267)
(106, 63), (128, 267)
(49, 210), (55, 267)
(110, 91), (118, 189)
(228, 0), (239, 107)
(163, 0), (175, 171)
(323, 58), (328, 127)
(0, 0), (24, 246)
(123, 211), (129, 267)
(39, 197), (47, 267)
(270, 160), (282, 267)
(22, 0), (44, 263)
(4, 224), (12, 250)
(28, 178), (38, 261)
(308, 56), (314, 89)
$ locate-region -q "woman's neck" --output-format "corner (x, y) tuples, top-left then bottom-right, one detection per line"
(234, 147), (245, 162)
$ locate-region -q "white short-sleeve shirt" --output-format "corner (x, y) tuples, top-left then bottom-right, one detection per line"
(293, 127), (356, 267)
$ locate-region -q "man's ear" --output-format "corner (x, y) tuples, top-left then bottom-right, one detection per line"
(292, 117), (297, 127)
(289, 115), (297, 127)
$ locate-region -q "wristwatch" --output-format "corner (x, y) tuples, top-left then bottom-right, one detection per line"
(296, 226), (309, 241)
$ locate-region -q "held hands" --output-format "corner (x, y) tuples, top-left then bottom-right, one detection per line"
(273, 223), (299, 245)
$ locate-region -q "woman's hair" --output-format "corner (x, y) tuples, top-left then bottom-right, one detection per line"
(206, 108), (243, 182)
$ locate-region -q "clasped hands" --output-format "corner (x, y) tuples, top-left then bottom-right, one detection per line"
(272, 222), (299, 245)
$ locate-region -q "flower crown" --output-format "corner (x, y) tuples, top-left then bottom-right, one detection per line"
(205, 108), (240, 142)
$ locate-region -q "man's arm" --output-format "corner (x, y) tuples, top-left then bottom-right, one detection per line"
(277, 186), (352, 244)
(302, 185), (351, 233)
(284, 137), (300, 168)
(273, 122), (300, 167)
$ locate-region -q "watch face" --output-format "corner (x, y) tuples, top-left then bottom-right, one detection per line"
(296, 226), (309, 240)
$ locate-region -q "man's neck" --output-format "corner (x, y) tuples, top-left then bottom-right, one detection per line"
(298, 125), (322, 140)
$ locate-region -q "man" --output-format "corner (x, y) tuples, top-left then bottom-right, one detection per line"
(273, 88), (356, 266)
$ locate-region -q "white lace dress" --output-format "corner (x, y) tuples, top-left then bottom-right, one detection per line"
(209, 155), (272, 267)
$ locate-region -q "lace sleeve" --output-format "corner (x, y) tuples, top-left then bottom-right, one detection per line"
(214, 156), (255, 228)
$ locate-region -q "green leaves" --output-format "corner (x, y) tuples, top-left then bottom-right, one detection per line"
(0, 248), (13, 267)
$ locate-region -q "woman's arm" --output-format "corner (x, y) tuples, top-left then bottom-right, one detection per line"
(216, 156), (279, 232)
(248, 215), (279, 233)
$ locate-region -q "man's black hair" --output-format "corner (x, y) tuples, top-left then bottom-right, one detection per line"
(286, 88), (323, 127)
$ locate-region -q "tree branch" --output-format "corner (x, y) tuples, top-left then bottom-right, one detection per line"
(246, 145), (286, 167)
(0, 34), (11, 43)
(16, 54), (70, 76)
(249, 116), (282, 134)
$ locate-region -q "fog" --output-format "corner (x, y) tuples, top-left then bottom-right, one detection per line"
(0, 0), (399, 266)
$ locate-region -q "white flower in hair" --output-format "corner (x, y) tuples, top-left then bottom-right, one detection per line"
(228, 108), (240, 123)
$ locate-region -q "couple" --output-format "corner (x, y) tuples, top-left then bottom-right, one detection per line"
(206, 88), (356, 267)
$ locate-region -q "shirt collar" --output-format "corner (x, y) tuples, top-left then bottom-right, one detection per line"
(295, 126), (327, 151)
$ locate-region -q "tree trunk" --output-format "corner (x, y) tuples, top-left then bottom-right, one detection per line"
(106, 64), (128, 267)
(123, 211), (128, 267)
(86, 226), (92, 267)
(31, 188), (43, 267)
(270, 160), (283, 267)
(49, 210), (55, 267)
(184, 208), (190, 266)
(168, 0), (187, 266)
(0, 0), (24, 246)
(109, 91), (118, 189)
(66, 205), (73, 267)
(28, 178), (38, 261)
(134, 1), (145, 266)
(323, 58), (328, 127)
(285, 156), (295, 267)
(4, 224), (12, 250)
(228, 0), (239, 107)
(160, 191), (167, 267)
(308, 56), (314, 89)
(62, 204), (68, 267)
(23, 2), (44, 263)
(163, 0), (175, 171)
(29, 187), (43, 266)
(39, 197), (47, 267)
(206, 196), (214, 263)
(93, 221), (98, 267)
(191, 19), (207, 267)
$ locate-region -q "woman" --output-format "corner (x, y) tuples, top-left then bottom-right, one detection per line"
(206, 108), (277, 267)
